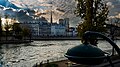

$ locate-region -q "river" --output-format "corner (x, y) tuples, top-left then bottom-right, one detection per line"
(0, 40), (120, 67)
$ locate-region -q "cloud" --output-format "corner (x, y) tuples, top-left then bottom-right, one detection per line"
(109, 13), (120, 19)
(0, 5), (35, 23)
(0, 0), (40, 22)
(0, 5), (5, 10)
(107, 2), (114, 8)
(1, 0), (120, 26)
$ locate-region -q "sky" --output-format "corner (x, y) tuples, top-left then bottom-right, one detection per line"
(0, 0), (120, 26)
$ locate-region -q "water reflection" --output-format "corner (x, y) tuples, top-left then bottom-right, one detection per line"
(0, 40), (119, 67)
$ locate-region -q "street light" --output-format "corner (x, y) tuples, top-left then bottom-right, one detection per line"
(65, 31), (120, 67)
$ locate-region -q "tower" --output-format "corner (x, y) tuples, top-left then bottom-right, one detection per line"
(50, 9), (53, 23)
(64, 18), (69, 32)
(49, 1), (53, 23)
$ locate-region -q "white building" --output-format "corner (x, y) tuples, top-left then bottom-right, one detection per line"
(59, 18), (69, 31)
(51, 23), (66, 36)
(19, 17), (49, 36)
(39, 22), (51, 36)
(50, 18), (69, 36)
(67, 27), (78, 37)
(19, 17), (70, 37)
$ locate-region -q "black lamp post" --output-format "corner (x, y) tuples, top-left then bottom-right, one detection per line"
(65, 31), (120, 67)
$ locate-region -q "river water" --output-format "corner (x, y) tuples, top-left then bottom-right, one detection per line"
(0, 40), (120, 67)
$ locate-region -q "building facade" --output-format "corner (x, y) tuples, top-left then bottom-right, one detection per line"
(20, 23), (39, 36)
(39, 22), (51, 37)
(18, 17), (77, 37)
(51, 23), (66, 36)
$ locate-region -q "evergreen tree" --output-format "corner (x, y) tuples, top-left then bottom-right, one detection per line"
(75, 0), (109, 36)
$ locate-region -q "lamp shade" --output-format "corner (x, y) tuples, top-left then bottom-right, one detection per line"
(65, 44), (106, 65)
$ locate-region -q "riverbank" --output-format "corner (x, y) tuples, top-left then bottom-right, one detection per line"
(0, 36), (120, 41)
(0, 40), (33, 44)
(0, 36), (33, 44)
(30, 36), (120, 40)
(31, 37), (81, 40)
